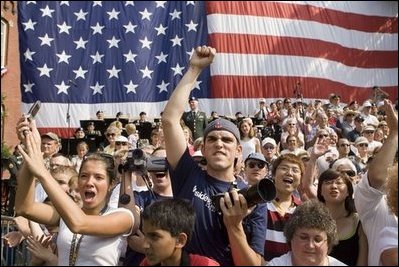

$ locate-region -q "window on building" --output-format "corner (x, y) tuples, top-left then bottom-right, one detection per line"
(1, 18), (9, 67)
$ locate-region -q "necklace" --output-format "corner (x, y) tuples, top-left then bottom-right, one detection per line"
(68, 205), (109, 266)
(69, 233), (84, 266)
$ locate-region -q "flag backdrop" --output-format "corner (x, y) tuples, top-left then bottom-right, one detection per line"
(18, 1), (398, 137)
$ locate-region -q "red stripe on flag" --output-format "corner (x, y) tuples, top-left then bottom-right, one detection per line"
(210, 75), (398, 103)
(206, 1), (398, 33)
(209, 33), (398, 69)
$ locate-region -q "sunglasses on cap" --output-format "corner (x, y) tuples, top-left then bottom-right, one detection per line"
(247, 161), (266, 169)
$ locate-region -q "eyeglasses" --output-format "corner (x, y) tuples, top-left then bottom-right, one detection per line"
(318, 134), (329, 138)
(324, 178), (346, 186)
(339, 144), (350, 147)
(294, 233), (328, 247)
(340, 170), (356, 177)
(363, 131), (374, 134)
(106, 133), (116, 137)
(115, 142), (128, 146)
(263, 146), (275, 150)
(277, 165), (301, 174)
(357, 143), (368, 147)
(247, 162), (266, 169)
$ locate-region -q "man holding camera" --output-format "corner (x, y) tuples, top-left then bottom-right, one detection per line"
(162, 46), (267, 266)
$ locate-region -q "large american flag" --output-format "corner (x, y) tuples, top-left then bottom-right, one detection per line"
(19, 1), (398, 137)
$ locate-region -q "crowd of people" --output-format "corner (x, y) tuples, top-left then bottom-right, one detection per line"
(2, 46), (398, 266)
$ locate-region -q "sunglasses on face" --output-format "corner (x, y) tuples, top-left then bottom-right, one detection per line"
(318, 134), (329, 138)
(341, 170), (356, 177)
(154, 173), (166, 178)
(364, 131), (374, 134)
(106, 133), (116, 137)
(247, 162), (266, 169)
(358, 143), (368, 147)
(339, 144), (350, 147)
(115, 142), (128, 146)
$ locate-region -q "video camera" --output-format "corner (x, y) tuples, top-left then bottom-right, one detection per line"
(211, 178), (276, 212)
(119, 148), (167, 173)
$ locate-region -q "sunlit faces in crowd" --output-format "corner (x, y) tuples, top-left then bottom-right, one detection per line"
(78, 154), (116, 212)
(317, 170), (353, 205)
(244, 157), (267, 186)
(283, 200), (339, 266)
(272, 154), (304, 195)
(202, 130), (241, 172)
(331, 158), (359, 184)
(41, 136), (60, 158)
(74, 127), (86, 139)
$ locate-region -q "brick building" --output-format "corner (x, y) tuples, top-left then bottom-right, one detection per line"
(1, 1), (21, 150)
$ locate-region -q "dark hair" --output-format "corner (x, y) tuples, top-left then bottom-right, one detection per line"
(142, 198), (196, 243)
(317, 169), (356, 217)
(271, 154), (305, 177)
(80, 153), (116, 185)
(284, 199), (338, 253)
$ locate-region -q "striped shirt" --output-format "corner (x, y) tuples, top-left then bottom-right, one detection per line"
(264, 196), (302, 261)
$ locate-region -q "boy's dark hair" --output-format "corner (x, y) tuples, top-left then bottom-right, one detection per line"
(142, 198), (196, 243)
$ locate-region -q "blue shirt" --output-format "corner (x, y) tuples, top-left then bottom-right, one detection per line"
(169, 149), (267, 266)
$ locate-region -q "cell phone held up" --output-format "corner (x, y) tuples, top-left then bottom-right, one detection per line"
(26, 100), (41, 120)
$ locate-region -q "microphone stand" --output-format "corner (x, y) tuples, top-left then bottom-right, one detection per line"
(67, 80), (77, 156)
(66, 97), (71, 156)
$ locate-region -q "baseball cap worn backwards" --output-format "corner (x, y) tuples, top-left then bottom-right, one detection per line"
(203, 118), (240, 141)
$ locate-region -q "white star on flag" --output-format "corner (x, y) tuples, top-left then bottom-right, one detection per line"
(124, 50), (137, 63)
(23, 81), (35, 93)
(73, 66), (88, 79)
(56, 50), (72, 64)
(91, 51), (104, 64)
(37, 63), (53, 77)
(107, 66), (122, 79)
(124, 81), (138, 94)
(157, 80), (169, 93)
(171, 63), (184, 76)
(55, 81), (70, 95)
(140, 66), (153, 79)
(90, 82), (104, 95)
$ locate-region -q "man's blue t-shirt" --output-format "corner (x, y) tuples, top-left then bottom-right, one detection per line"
(169, 149), (267, 266)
